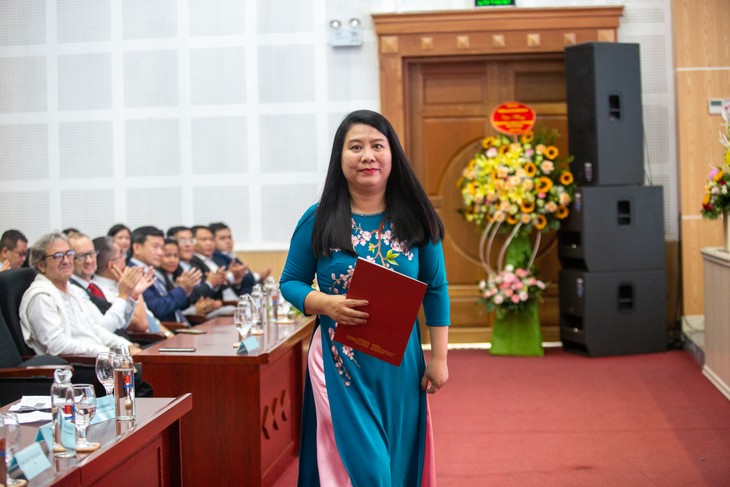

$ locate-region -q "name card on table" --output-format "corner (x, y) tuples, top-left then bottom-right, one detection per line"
(91, 394), (116, 424)
(236, 336), (260, 354)
(13, 441), (52, 480)
(36, 423), (54, 450)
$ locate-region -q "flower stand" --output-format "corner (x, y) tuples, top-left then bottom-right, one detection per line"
(489, 233), (544, 356)
(490, 300), (544, 356)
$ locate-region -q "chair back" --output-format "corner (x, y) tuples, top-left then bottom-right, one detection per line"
(0, 268), (37, 356)
(0, 312), (23, 367)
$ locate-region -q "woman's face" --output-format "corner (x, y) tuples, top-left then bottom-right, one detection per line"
(160, 243), (180, 273)
(114, 229), (131, 252)
(341, 124), (392, 197)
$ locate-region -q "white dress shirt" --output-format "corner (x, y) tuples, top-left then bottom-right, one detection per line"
(19, 274), (132, 356)
(70, 274), (135, 333)
(93, 274), (162, 333)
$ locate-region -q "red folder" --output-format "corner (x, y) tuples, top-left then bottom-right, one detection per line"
(333, 257), (427, 366)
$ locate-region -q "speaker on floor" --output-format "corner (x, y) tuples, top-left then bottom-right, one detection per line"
(565, 42), (644, 186)
(558, 185), (665, 271)
(559, 268), (667, 357)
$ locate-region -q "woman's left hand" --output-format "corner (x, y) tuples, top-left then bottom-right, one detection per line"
(421, 357), (448, 394)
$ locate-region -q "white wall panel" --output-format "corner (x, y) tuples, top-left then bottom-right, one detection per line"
(0, 0), (679, 247)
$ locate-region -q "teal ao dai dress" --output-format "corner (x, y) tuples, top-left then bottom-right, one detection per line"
(280, 205), (450, 486)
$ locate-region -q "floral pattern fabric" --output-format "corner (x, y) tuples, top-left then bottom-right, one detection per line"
(280, 204), (450, 486)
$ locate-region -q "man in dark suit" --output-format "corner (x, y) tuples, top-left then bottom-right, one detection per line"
(129, 226), (201, 323)
(208, 222), (270, 295)
(190, 225), (250, 300)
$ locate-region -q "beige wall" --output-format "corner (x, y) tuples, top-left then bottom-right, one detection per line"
(674, 0), (730, 315)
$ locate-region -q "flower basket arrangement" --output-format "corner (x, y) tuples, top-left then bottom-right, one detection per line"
(458, 126), (575, 236)
(480, 264), (546, 318)
(457, 103), (576, 355)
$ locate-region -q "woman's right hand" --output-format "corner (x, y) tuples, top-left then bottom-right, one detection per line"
(323, 294), (369, 325)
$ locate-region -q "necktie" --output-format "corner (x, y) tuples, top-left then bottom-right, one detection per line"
(87, 282), (107, 300)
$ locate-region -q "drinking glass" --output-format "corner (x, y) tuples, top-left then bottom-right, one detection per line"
(234, 296), (253, 341)
(72, 384), (97, 449)
(1, 412), (21, 486)
(95, 351), (116, 396)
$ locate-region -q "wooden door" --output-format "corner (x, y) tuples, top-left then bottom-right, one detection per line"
(407, 54), (568, 342)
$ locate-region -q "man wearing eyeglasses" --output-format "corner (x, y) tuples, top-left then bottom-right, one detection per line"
(19, 231), (141, 357)
(68, 232), (154, 334)
(0, 229), (29, 270)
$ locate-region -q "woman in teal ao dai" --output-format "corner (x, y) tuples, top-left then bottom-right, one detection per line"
(280, 110), (450, 486)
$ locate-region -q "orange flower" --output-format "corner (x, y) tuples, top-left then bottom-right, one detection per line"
(506, 214), (519, 225)
(534, 214), (547, 230)
(556, 206), (569, 219)
(559, 171), (574, 185)
(481, 136), (496, 149)
(544, 146), (559, 159)
(520, 201), (535, 213)
(536, 177), (553, 193)
(524, 162), (537, 177)
(714, 170), (725, 182)
(521, 131), (534, 144)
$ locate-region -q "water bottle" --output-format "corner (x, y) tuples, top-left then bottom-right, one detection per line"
(50, 368), (76, 457)
(264, 276), (278, 322)
(113, 345), (136, 421)
(251, 284), (266, 334)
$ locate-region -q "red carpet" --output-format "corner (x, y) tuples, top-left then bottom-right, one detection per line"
(273, 348), (730, 486)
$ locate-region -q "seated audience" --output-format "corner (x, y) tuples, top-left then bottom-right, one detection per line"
(0, 229), (29, 270)
(167, 225), (226, 298)
(159, 238), (222, 317)
(129, 226), (202, 323)
(210, 222), (271, 294)
(19, 231), (141, 356)
(91, 236), (163, 334)
(191, 225), (249, 301)
(108, 223), (132, 260)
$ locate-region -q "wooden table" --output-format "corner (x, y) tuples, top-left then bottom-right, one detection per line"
(136, 316), (314, 486)
(6, 395), (192, 486)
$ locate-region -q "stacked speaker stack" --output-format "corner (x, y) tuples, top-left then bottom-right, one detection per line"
(559, 42), (667, 356)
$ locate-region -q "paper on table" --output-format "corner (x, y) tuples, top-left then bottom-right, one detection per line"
(9, 395), (52, 411)
(15, 411), (52, 424)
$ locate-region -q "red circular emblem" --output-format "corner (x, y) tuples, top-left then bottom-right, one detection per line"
(490, 102), (536, 135)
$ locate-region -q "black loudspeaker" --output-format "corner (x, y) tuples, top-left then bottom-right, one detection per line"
(558, 185), (665, 271)
(560, 269), (667, 356)
(565, 42), (644, 186)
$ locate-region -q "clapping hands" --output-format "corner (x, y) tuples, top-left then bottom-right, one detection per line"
(195, 297), (222, 315)
(115, 266), (157, 300)
(205, 267), (228, 288)
(176, 268), (203, 295)
(228, 261), (248, 282)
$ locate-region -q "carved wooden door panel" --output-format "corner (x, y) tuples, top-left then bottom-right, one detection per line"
(406, 54), (568, 341)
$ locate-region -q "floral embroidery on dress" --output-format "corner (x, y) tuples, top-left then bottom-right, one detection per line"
(326, 217), (414, 386)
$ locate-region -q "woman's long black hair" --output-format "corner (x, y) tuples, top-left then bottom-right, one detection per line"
(311, 110), (444, 257)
